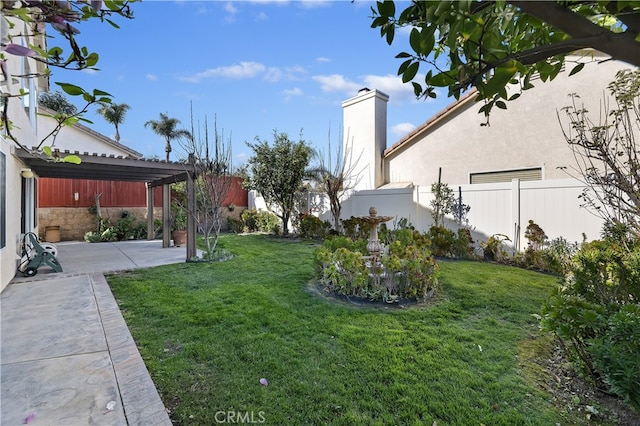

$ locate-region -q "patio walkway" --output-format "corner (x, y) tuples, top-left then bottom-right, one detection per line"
(1, 240), (193, 425)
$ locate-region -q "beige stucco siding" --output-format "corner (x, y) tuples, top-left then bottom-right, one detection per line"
(385, 57), (631, 186)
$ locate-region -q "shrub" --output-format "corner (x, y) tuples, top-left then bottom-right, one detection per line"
(240, 209), (279, 233)
(241, 209), (259, 232)
(226, 216), (244, 233)
(481, 234), (511, 261)
(587, 305), (640, 410)
(451, 228), (475, 259)
(256, 210), (279, 233)
(315, 234), (438, 303)
(298, 213), (331, 239)
(428, 226), (456, 257)
(540, 238), (640, 409)
(341, 216), (369, 240)
(540, 237), (579, 276)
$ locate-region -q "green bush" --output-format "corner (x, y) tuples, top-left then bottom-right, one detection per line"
(540, 237), (579, 276)
(297, 214), (331, 239)
(540, 238), (640, 409)
(241, 209), (259, 232)
(340, 216), (370, 240)
(256, 210), (279, 233)
(226, 216), (244, 233)
(315, 233), (438, 303)
(240, 209), (279, 233)
(588, 305), (640, 410)
(481, 234), (511, 261)
(428, 226), (456, 257)
(451, 228), (475, 259)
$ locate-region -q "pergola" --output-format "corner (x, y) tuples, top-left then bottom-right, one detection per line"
(17, 148), (198, 260)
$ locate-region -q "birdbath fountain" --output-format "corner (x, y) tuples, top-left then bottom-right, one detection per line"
(358, 206), (393, 263)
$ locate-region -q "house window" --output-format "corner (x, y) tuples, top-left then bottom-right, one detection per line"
(470, 167), (542, 184)
(1, 151), (5, 249)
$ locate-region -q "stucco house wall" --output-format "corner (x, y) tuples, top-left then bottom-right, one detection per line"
(1, 17), (47, 292)
(336, 51), (637, 249)
(382, 52), (629, 187)
(36, 106), (141, 158)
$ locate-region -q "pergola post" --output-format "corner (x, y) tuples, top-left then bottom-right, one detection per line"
(186, 153), (197, 260)
(162, 183), (171, 248)
(146, 182), (154, 240)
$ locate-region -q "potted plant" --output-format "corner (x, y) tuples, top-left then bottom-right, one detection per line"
(171, 202), (188, 246)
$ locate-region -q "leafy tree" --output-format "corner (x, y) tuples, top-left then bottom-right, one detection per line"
(144, 113), (192, 162)
(558, 69), (640, 237)
(370, 1), (640, 122)
(245, 131), (313, 235)
(1, 1), (136, 156)
(38, 91), (78, 115)
(97, 102), (130, 143)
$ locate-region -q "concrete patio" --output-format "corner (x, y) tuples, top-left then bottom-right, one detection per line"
(1, 240), (194, 425)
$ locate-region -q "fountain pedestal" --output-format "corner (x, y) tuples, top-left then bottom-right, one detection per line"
(359, 207), (393, 263)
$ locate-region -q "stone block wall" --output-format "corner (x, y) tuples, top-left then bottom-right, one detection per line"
(39, 207), (163, 241)
(39, 206), (245, 241)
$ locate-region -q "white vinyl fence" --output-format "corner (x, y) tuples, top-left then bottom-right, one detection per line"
(334, 178), (603, 251)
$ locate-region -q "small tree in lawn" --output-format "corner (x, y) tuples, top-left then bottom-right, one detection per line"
(558, 69), (640, 237)
(244, 131), (312, 235)
(180, 112), (234, 257)
(307, 130), (362, 233)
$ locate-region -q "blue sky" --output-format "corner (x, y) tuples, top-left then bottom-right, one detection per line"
(50, 0), (451, 165)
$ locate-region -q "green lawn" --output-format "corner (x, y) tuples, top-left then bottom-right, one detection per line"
(108, 234), (573, 425)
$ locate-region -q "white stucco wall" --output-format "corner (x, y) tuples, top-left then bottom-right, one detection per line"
(1, 140), (33, 291)
(342, 89), (388, 191)
(36, 112), (139, 157)
(1, 18), (45, 291)
(384, 54), (634, 186)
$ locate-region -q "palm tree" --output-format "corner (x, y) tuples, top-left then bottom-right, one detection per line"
(144, 113), (192, 162)
(97, 102), (130, 143)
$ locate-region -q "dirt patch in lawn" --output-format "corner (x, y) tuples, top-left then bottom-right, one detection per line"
(519, 334), (639, 425)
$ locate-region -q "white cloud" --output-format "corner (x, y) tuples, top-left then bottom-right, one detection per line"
(264, 67), (283, 82)
(224, 2), (238, 14)
(299, 0), (332, 8)
(224, 1), (238, 22)
(282, 87), (303, 103)
(313, 74), (362, 95)
(146, 74), (158, 81)
(362, 74), (417, 104)
(264, 65), (307, 82)
(315, 57), (331, 63)
(255, 11), (268, 21)
(179, 61), (267, 83)
(390, 122), (416, 138)
(283, 87), (303, 96)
